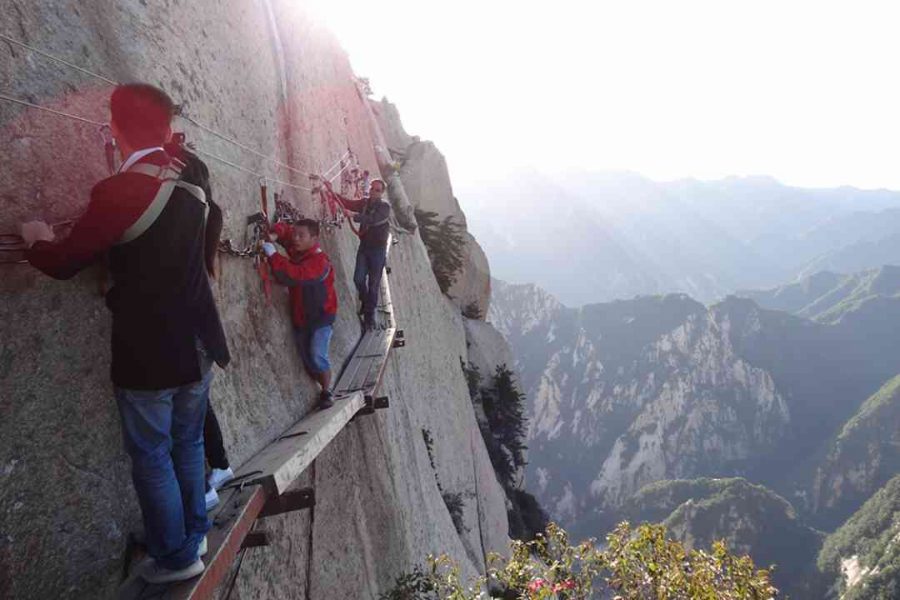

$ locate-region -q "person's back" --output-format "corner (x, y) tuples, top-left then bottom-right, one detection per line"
(20, 83), (229, 584)
(103, 150), (228, 389)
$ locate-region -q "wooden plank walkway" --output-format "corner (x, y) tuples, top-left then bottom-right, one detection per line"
(118, 236), (399, 600)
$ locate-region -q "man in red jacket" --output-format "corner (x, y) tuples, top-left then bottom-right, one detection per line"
(263, 220), (337, 409)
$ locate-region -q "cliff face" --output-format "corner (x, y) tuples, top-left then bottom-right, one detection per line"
(0, 2), (510, 598)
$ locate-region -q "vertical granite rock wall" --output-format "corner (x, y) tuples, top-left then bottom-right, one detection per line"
(0, 1), (507, 597)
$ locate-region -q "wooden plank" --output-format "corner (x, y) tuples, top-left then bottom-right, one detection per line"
(363, 329), (396, 395)
(358, 331), (395, 391)
(334, 328), (395, 396)
(334, 330), (384, 393)
(117, 486), (267, 600)
(338, 334), (381, 391)
(229, 391), (366, 495)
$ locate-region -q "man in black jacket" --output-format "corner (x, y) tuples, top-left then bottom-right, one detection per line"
(20, 84), (229, 584)
(330, 178), (391, 329)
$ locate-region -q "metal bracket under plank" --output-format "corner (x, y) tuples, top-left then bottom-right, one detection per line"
(258, 487), (315, 518)
(355, 395), (390, 417)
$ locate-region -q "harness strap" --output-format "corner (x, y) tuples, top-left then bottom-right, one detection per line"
(365, 216), (391, 228)
(116, 162), (209, 245)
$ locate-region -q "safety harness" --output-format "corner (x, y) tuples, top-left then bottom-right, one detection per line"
(117, 156), (208, 245)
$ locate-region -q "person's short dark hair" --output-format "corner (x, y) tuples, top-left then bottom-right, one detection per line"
(294, 218), (320, 238)
(110, 84), (176, 147)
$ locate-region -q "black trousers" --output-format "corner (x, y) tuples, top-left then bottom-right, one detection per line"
(204, 400), (230, 470)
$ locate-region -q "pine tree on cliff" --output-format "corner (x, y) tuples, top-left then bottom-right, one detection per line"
(461, 359), (548, 541)
(483, 365), (528, 473)
(416, 209), (466, 294)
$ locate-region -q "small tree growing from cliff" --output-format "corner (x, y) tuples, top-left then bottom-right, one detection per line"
(482, 365), (528, 474)
(416, 209), (466, 294)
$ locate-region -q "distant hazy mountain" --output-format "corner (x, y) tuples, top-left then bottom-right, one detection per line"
(461, 171), (900, 306)
(738, 264), (900, 323)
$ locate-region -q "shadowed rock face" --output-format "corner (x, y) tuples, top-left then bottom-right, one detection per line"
(811, 375), (900, 528)
(0, 3), (509, 598)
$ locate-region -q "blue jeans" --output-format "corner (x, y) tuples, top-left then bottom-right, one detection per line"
(293, 325), (333, 375)
(353, 246), (387, 319)
(115, 369), (212, 569)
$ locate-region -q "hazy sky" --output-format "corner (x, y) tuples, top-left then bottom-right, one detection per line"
(307, 0), (900, 191)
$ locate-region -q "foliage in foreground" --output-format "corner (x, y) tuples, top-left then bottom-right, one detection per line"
(379, 522), (776, 600)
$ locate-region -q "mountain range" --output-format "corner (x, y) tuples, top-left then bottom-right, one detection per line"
(489, 265), (900, 596)
(461, 171), (900, 306)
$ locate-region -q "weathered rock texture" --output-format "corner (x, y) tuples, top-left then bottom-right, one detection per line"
(0, 2), (509, 598)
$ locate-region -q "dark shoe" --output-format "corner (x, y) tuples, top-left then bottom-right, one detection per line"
(319, 391), (334, 410)
(141, 558), (205, 584)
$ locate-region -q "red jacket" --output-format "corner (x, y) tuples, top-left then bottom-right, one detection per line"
(268, 243), (337, 329)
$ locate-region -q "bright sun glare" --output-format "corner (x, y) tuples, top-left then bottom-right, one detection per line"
(307, 0), (900, 190)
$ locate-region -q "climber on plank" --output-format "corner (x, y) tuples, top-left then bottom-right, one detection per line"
(327, 178), (391, 330)
(262, 220), (338, 409)
(19, 83), (230, 585)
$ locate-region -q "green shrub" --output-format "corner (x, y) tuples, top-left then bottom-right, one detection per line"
(381, 521), (777, 599)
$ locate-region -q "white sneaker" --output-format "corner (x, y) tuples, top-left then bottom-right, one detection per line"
(208, 467), (234, 491)
(205, 487), (219, 512)
(198, 535), (208, 558)
(141, 558), (205, 584)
